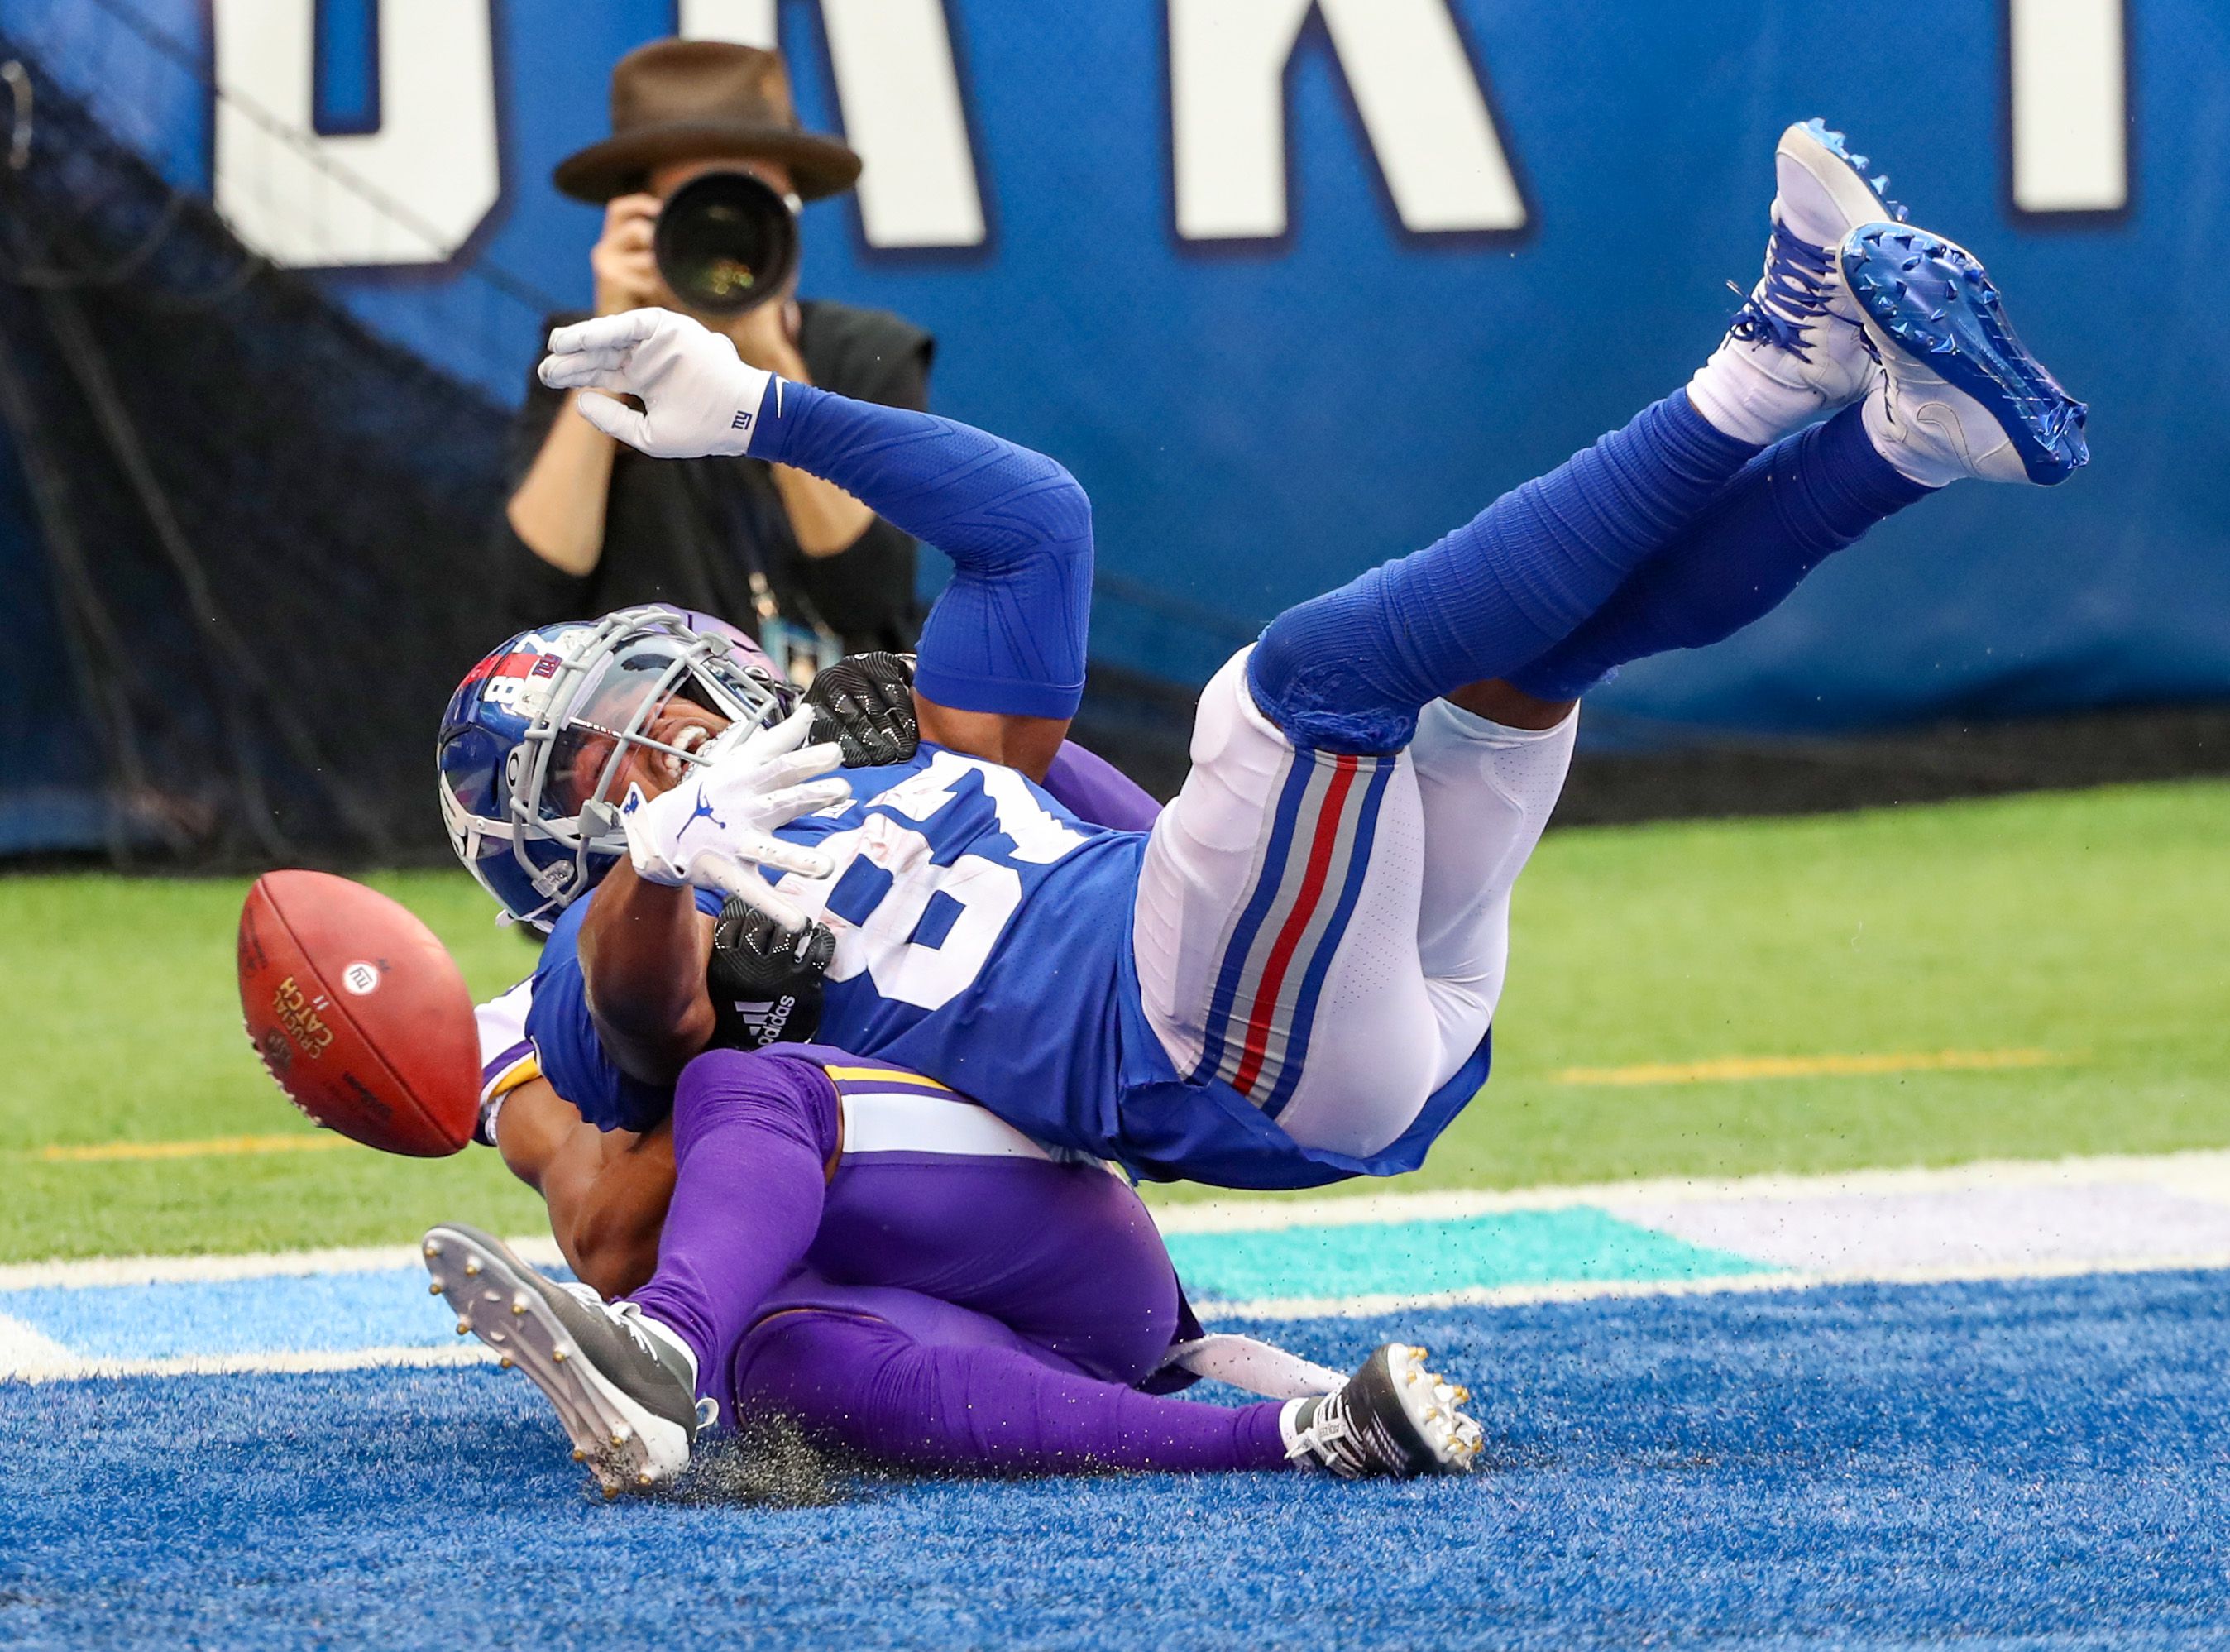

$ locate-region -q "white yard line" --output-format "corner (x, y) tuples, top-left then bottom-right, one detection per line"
(0, 1235), (564, 1292)
(13, 1250), (2228, 1380)
(1148, 1147), (2230, 1233)
(4, 1342), (497, 1385)
(1204, 1248), (2230, 1323)
(0, 1310), (79, 1373)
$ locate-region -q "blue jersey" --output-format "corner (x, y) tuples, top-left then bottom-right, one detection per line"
(530, 745), (1489, 1188)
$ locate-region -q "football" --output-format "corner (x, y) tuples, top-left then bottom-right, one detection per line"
(237, 870), (480, 1156)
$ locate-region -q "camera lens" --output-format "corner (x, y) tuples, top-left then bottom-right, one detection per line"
(653, 171), (801, 315)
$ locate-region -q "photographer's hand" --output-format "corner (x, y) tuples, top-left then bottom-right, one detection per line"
(591, 194), (665, 317)
(726, 296), (809, 381)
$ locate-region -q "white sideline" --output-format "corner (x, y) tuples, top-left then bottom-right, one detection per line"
(1203, 1248), (2230, 1322)
(10, 1149), (2230, 1384)
(1147, 1147), (2230, 1233)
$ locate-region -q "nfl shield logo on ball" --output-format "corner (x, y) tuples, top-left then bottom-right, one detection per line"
(342, 961), (380, 996)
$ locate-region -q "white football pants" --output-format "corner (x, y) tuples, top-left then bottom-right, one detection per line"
(1132, 648), (1574, 1158)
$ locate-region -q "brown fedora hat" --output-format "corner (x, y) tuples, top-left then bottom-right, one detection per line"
(553, 39), (862, 204)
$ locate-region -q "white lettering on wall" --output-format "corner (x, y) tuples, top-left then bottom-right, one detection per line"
(211, 0), (499, 266)
(1169, 0), (1525, 241)
(681, 0), (987, 249)
(2007, 0), (2129, 214)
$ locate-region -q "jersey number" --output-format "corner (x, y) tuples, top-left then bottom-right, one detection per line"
(816, 756), (1089, 1012)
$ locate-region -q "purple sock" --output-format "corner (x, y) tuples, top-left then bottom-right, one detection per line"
(1508, 402), (1931, 700)
(624, 1048), (840, 1402)
(736, 1302), (1291, 1476)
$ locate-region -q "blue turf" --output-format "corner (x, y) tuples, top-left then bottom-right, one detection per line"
(7, 1271), (2230, 1646)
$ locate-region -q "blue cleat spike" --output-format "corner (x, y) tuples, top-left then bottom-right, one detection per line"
(1840, 223), (2089, 484)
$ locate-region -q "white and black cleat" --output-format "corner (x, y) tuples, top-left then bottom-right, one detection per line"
(1280, 1343), (1484, 1478)
(422, 1223), (701, 1497)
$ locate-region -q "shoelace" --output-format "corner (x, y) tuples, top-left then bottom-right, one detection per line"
(558, 1281), (669, 1366)
(1726, 218), (1838, 361)
(1287, 1390), (1408, 1478)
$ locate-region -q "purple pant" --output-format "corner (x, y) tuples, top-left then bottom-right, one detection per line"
(628, 1049), (1290, 1477)
(735, 1281), (1288, 1476)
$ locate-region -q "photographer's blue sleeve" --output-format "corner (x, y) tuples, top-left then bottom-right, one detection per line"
(749, 381), (1093, 720)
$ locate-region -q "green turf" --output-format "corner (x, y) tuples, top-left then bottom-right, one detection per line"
(3, 781), (2227, 1262)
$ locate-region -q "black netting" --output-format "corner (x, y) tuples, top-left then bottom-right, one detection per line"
(0, 30), (515, 869)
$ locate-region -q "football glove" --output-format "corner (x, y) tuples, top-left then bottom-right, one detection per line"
(706, 898), (836, 1052)
(540, 308), (773, 459)
(806, 652), (918, 768)
(619, 703), (847, 932)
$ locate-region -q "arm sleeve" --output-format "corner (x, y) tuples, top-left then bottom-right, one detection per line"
(749, 381), (1093, 720)
(1038, 740), (1163, 831)
(784, 334), (934, 652)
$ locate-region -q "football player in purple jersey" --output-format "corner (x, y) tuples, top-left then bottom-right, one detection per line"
(446, 989), (1484, 1495)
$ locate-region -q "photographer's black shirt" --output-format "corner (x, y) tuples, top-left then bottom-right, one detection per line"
(499, 299), (932, 652)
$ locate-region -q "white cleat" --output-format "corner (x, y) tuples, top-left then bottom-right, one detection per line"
(421, 1222), (702, 1497)
(1694, 120), (1907, 435)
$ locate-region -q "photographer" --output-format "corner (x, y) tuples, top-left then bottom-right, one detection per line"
(501, 40), (930, 663)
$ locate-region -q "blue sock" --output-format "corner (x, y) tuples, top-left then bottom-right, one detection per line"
(1507, 404), (1931, 702)
(1248, 392), (1757, 753)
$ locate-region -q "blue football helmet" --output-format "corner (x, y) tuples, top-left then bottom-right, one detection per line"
(437, 606), (797, 927)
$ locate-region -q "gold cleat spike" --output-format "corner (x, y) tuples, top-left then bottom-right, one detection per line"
(456, 1319), (471, 1335)
(601, 1483), (618, 1502)
(463, 1259), (481, 1278)
(637, 1471), (654, 1488)
(498, 1356), (514, 1370)
(610, 1430), (629, 1447)
(552, 1348), (567, 1363)
(423, 1240), (442, 1258)
(1409, 1345), (1428, 1360)
(428, 1281), (443, 1295)
(510, 1297), (529, 1316)
(1451, 1385), (1471, 1405)
(572, 1447), (588, 1463)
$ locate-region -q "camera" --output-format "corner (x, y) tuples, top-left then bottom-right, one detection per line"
(653, 170), (802, 316)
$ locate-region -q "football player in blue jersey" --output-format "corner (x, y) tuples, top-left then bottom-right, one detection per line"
(445, 122), (2086, 1196)
(442, 617), (1487, 1493)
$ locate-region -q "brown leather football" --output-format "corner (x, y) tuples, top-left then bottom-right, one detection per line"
(237, 870), (479, 1156)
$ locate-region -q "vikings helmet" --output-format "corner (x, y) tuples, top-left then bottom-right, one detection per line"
(437, 606), (795, 927)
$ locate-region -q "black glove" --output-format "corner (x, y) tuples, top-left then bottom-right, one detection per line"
(706, 898), (837, 1052)
(806, 651), (918, 768)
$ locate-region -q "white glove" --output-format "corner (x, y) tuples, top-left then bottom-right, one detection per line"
(538, 308), (777, 459)
(620, 705), (849, 932)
